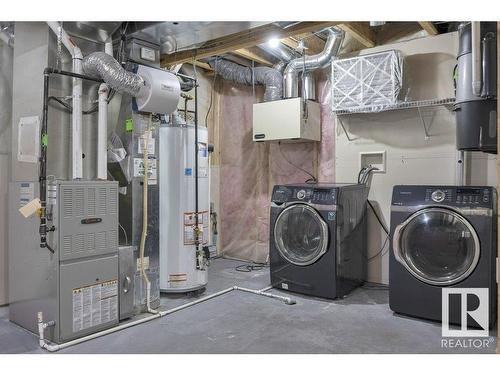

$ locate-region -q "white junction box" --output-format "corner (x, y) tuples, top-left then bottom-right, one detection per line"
(253, 98), (321, 142)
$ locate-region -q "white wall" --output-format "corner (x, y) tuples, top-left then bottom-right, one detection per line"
(334, 32), (497, 284)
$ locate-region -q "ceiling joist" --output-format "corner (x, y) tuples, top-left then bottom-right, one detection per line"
(232, 47), (274, 66)
(281, 32), (326, 55)
(418, 21), (438, 36)
(161, 21), (340, 66)
(337, 22), (376, 48)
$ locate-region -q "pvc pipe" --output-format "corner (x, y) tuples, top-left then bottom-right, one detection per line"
(37, 285), (292, 352)
(96, 37), (113, 180)
(97, 84), (108, 180)
(46, 22), (83, 179)
(72, 50), (83, 179)
(471, 21), (482, 96)
(234, 286), (296, 305)
(47, 22), (77, 56)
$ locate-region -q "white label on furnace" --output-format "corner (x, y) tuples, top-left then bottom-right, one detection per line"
(72, 279), (118, 333)
(133, 157), (157, 185)
(137, 134), (155, 155)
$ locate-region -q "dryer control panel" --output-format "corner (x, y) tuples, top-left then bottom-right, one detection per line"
(392, 185), (495, 208)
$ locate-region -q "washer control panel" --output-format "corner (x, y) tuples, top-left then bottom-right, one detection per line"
(455, 187), (491, 205)
(271, 186), (337, 205)
(431, 190), (446, 202)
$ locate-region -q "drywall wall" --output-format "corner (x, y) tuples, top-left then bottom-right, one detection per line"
(334, 31), (497, 284)
(0, 36), (13, 305)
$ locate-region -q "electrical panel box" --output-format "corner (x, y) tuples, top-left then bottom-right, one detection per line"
(9, 180), (119, 344)
(253, 98), (321, 142)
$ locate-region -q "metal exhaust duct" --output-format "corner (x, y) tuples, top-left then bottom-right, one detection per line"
(283, 28), (344, 98)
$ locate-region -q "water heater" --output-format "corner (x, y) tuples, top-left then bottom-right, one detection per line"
(159, 124), (209, 293)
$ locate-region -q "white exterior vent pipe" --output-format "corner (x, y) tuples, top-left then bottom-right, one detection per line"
(47, 22), (84, 180)
(283, 28), (344, 99)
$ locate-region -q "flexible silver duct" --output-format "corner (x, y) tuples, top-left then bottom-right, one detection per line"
(283, 28), (344, 98)
(82, 52), (145, 97)
(209, 59), (282, 102)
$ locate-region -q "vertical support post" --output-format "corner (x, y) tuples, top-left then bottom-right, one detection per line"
(496, 21), (499, 355)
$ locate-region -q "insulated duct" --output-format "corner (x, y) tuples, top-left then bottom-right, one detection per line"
(283, 28), (344, 98)
(83, 52), (145, 97)
(208, 59), (282, 102)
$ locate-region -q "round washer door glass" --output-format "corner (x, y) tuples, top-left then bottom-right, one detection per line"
(274, 204), (328, 266)
(395, 208), (480, 285)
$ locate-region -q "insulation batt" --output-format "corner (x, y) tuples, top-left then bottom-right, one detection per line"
(82, 52), (145, 97)
(209, 59), (282, 102)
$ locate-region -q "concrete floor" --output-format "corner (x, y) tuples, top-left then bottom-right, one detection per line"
(0, 258), (497, 354)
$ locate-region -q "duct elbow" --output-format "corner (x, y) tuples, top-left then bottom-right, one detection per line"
(283, 27), (344, 98)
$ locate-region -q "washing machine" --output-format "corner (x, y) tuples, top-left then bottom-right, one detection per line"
(270, 183), (368, 299)
(390, 185), (497, 327)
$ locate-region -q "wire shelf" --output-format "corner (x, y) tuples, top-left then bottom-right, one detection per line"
(334, 97), (456, 115)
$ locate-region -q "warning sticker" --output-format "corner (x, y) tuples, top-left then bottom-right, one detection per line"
(133, 157), (157, 185)
(72, 279), (118, 333)
(183, 211), (209, 245)
(198, 142), (208, 178)
(137, 134), (155, 155)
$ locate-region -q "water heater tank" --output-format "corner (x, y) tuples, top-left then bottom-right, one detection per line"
(159, 125), (209, 293)
(454, 22), (497, 154)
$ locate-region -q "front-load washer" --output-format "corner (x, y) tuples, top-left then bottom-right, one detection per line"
(270, 183), (368, 299)
(390, 185), (497, 327)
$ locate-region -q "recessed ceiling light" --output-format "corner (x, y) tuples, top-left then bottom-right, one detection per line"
(267, 38), (280, 48)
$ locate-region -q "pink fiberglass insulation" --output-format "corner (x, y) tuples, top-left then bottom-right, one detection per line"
(218, 68), (334, 263)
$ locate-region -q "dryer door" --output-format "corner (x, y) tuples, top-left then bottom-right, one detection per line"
(274, 203), (329, 266)
(393, 207), (480, 286)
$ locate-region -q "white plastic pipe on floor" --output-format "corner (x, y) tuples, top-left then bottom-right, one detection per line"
(46, 22), (83, 179)
(38, 285), (295, 352)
